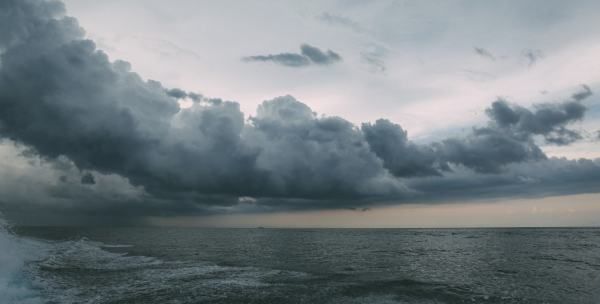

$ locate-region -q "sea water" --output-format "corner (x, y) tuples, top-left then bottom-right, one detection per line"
(3, 223), (600, 303)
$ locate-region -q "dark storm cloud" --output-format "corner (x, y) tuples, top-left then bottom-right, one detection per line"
(0, 0), (400, 202)
(243, 44), (341, 67)
(485, 87), (589, 145)
(436, 127), (546, 173)
(361, 116), (547, 176)
(361, 119), (440, 177)
(474, 47), (496, 61)
(244, 96), (404, 199)
(80, 172), (95, 185)
(1, 0), (600, 223)
(433, 88), (591, 172)
(361, 88), (592, 175)
(406, 157), (600, 204)
(347, 207), (371, 212)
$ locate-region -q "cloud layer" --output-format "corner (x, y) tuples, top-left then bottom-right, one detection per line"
(0, 0), (599, 224)
(243, 44), (341, 67)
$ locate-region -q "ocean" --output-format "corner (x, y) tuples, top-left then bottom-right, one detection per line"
(2, 223), (599, 304)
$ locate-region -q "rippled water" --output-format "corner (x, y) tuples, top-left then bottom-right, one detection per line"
(5, 226), (600, 303)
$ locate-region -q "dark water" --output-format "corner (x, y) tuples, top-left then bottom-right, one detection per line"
(10, 227), (600, 304)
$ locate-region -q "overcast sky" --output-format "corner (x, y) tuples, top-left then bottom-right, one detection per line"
(62, 0), (600, 148)
(1, 0), (599, 227)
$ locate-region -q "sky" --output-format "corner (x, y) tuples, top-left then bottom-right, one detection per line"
(0, 0), (599, 227)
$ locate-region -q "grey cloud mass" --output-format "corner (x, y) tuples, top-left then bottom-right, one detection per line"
(406, 157), (600, 204)
(572, 84), (593, 101)
(361, 88), (591, 175)
(485, 87), (589, 145)
(243, 44), (341, 67)
(361, 119), (440, 177)
(166, 88), (202, 102)
(433, 89), (590, 172)
(80, 172), (95, 185)
(0, 0), (599, 224)
(300, 44), (341, 65)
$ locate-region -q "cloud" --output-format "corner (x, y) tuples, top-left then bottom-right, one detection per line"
(0, 0), (400, 204)
(523, 49), (543, 66)
(243, 44), (341, 67)
(473, 47), (546, 68)
(80, 172), (95, 185)
(317, 13), (384, 72)
(244, 96), (405, 199)
(436, 127), (546, 173)
(407, 157), (600, 204)
(243, 53), (310, 67)
(360, 44), (387, 73)
(165, 88), (186, 99)
(572, 84), (592, 101)
(362, 119), (440, 177)
(166, 88), (203, 102)
(0, 0), (599, 224)
(347, 207), (371, 212)
(300, 44), (341, 65)
(361, 52), (386, 72)
(485, 87), (590, 145)
(432, 89), (591, 172)
(362, 87), (592, 175)
(317, 12), (368, 34)
(474, 47), (496, 61)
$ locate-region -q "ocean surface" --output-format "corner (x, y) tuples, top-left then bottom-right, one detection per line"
(2, 223), (600, 303)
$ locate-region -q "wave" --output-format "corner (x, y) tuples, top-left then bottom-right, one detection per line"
(0, 213), (164, 304)
(0, 213), (313, 303)
(0, 213), (46, 304)
(39, 238), (161, 272)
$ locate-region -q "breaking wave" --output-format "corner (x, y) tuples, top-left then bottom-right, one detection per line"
(0, 213), (45, 304)
(0, 213), (166, 304)
(4, 215), (596, 303)
(0, 213), (312, 303)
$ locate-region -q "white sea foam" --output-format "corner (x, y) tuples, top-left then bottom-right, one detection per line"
(0, 215), (166, 304)
(0, 217), (316, 303)
(0, 213), (46, 304)
(39, 238), (161, 271)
